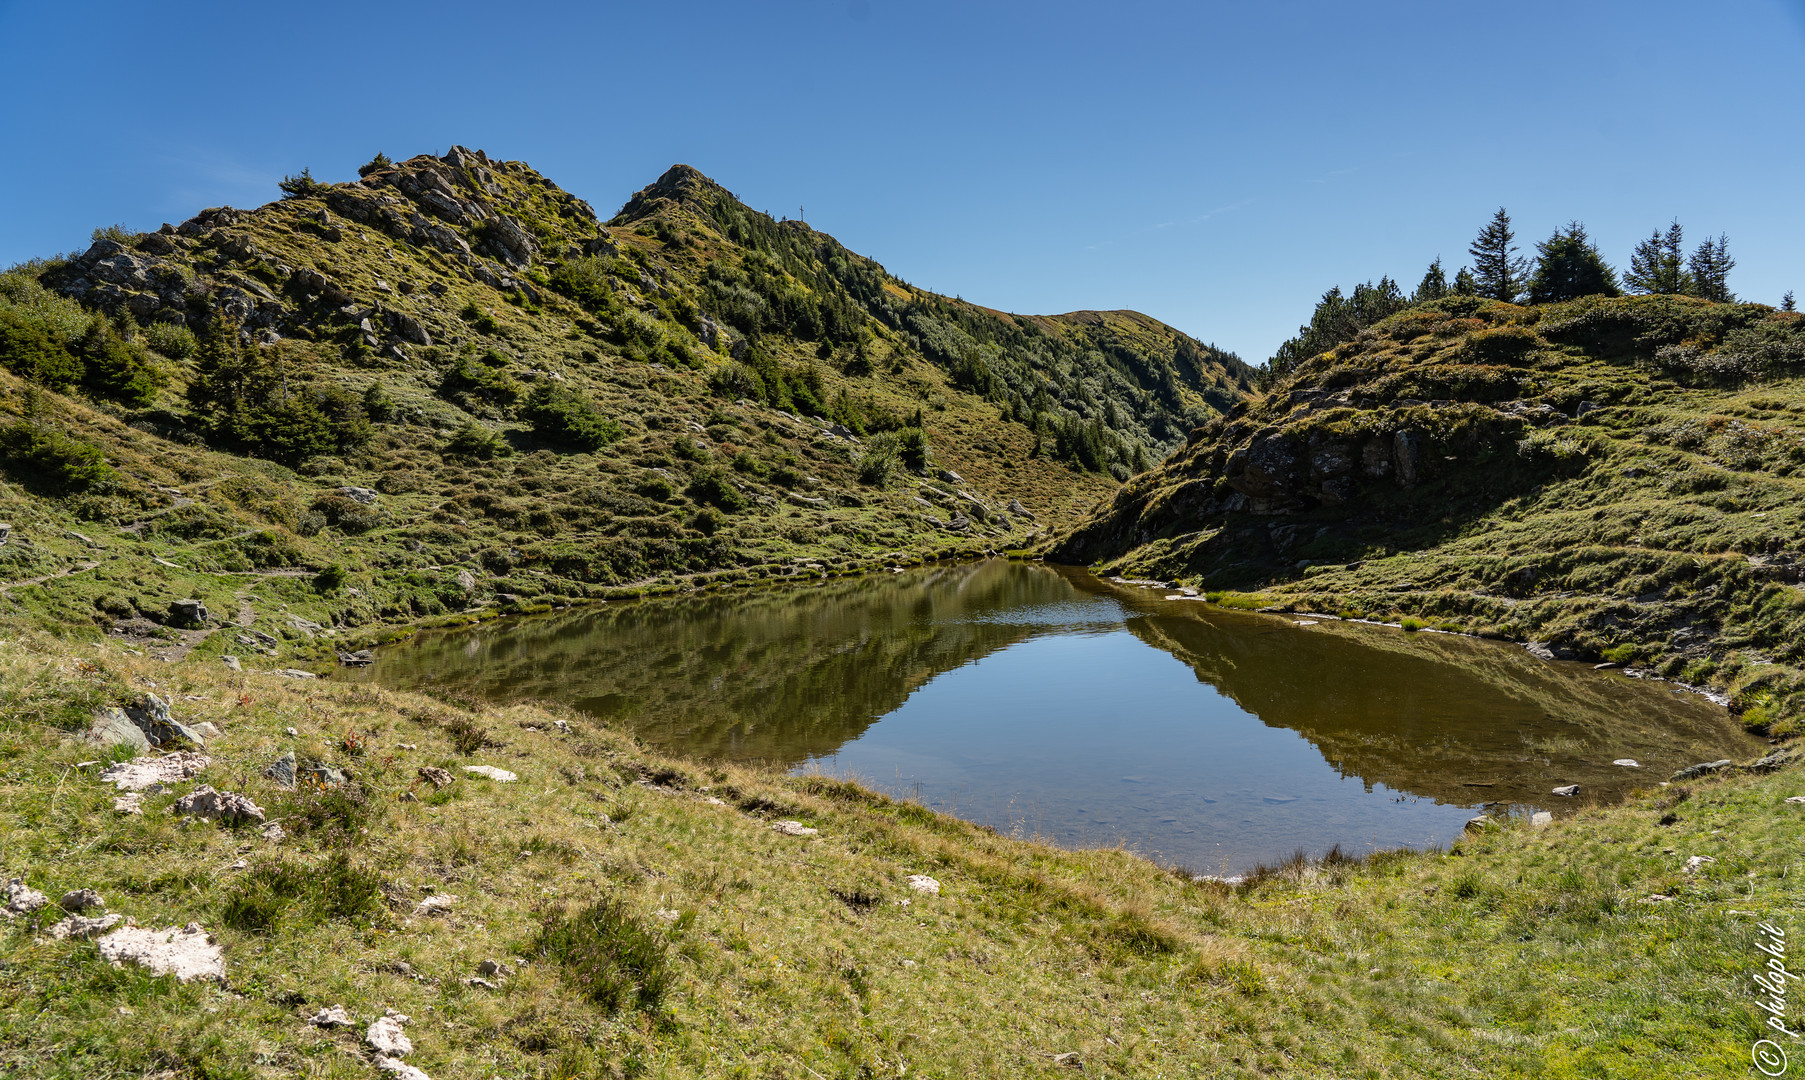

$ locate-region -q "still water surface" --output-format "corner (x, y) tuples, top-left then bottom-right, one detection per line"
(353, 562), (1761, 872)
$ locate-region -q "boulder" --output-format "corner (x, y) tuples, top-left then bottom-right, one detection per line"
(99, 751), (209, 791)
(1671, 759), (1733, 782)
(126, 694), (208, 748)
(1551, 784), (1580, 797)
(1463, 815), (1491, 833)
(82, 707), (152, 754)
(455, 569), (477, 595)
(1530, 811), (1554, 829)
(60, 889), (104, 913)
(338, 486), (379, 505)
(172, 786), (266, 826)
(3, 879), (47, 917)
(265, 751), (296, 789)
(337, 649), (374, 666)
(97, 923), (225, 983)
(168, 599), (208, 627)
(905, 875), (940, 895)
(45, 913), (124, 939)
(221, 655), (243, 672)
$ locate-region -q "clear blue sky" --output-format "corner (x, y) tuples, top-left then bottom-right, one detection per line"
(2, 1), (1801, 363)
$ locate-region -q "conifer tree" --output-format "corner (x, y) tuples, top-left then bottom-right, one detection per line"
(1452, 266), (1479, 296)
(1784, 291), (1797, 313)
(1525, 221), (1621, 304)
(1624, 221), (1689, 295)
(1685, 234), (1735, 302)
(1413, 257), (1449, 302)
(1467, 208), (1528, 303)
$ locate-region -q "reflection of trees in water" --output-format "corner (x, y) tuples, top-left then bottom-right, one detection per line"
(365, 561), (1104, 765)
(1121, 606), (1761, 808)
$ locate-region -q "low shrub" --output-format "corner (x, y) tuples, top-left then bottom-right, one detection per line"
(0, 420), (114, 493)
(532, 899), (674, 1014)
(220, 852), (384, 933)
(522, 383), (621, 450)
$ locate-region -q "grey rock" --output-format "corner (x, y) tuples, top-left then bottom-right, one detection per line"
(456, 569), (478, 595)
(1671, 759), (1734, 782)
(1551, 784), (1580, 797)
(1392, 429), (1422, 487)
(476, 959), (503, 977)
(221, 655), (242, 672)
(309, 1004), (351, 1027)
(771, 820), (818, 837)
(938, 469), (965, 485)
(413, 894), (456, 917)
(99, 751), (209, 791)
(337, 649), (374, 666)
(44, 913), (124, 939)
(1007, 499), (1032, 519)
(271, 669), (319, 679)
(338, 485), (379, 505)
(1748, 752), (1790, 774)
(1463, 815), (1491, 833)
(3, 879), (48, 917)
(126, 693), (207, 748)
(60, 889), (104, 913)
(113, 792), (143, 815)
(172, 786), (266, 826)
(265, 750), (296, 789)
(302, 762), (347, 787)
(1530, 811), (1554, 829)
(168, 599), (208, 627)
(82, 707), (152, 754)
(417, 766), (455, 789)
(461, 765), (516, 783)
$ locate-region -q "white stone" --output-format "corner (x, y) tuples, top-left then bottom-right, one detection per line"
(461, 765), (517, 782)
(653, 908), (681, 922)
(97, 923), (225, 983)
(413, 894), (457, 917)
(1530, 811), (1554, 829)
(1785, 796), (1805, 805)
(1613, 759), (1641, 768)
(171, 786), (266, 825)
(905, 875), (941, 895)
(1683, 855), (1717, 874)
(44, 913), (124, 939)
(98, 752), (210, 791)
(309, 1004), (351, 1027)
(376, 1056), (432, 1080)
(366, 1014), (412, 1057)
(3, 879), (47, 916)
(113, 793), (143, 815)
(771, 820), (818, 837)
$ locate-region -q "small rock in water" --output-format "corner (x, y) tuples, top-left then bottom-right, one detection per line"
(461, 765), (516, 783)
(308, 1004), (351, 1027)
(1530, 811), (1554, 829)
(1613, 759), (1641, 768)
(1551, 784), (1580, 797)
(1671, 759), (1733, 782)
(772, 820), (818, 837)
(905, 875), (941, 895)
(97, 923), (225, 983)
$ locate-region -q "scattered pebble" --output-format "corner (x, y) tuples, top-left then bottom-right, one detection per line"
(905, 875), (941, 895)
(97, 923), (225, 983)
(771, 820), (818, 837)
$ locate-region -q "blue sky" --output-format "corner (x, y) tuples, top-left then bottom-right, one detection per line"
(2, 1), (1801, 362)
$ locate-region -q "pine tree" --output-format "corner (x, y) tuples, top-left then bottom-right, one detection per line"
(1467, 208), (1529, 303)
(1525, 221), (1621, 304)
(1784, 291), (1797, 313)
(1685, 234), (1735, 302)
(1452, 267), (1480, 296)
(1413, 257), (1449, 302)
(1624, 221), (1689, 295)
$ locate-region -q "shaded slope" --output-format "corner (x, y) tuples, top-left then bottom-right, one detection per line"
(1051, 294), (1805, 728)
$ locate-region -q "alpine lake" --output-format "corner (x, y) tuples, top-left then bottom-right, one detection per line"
(348, 560), (1763, 875)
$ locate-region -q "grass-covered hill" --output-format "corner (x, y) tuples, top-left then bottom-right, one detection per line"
(1, 626), (1796, 1078)
(1050, 293), (1805, 730)
(0, 149), (1251, 661)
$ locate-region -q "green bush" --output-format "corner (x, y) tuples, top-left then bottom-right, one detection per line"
(440, 350), (522, 409)
(856, 432), (900, 486)
(357, 152), (393, 178)
(220, 853), (384, 933)
(75, 318), (165, 405)
(278, 167), (327, 199)
(442, 420), (512, 460)
(0, 420), (114, 493)
(187, 331), (370, 463)
(522, 383), (622, 450)
(685, 466), (746, 511)
(144, 320), (198, 361)
(634, 475), (676, 501)
(533, 900), (674, 1014)
(897, 426), (930, 472)
(0, 308), (83, 389)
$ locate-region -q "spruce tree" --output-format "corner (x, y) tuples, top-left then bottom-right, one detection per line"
(1525, 221), (1621, 304)
(1467, 208), (1529, 303)
(1452, 266), (1480, 296)
(1624, 220), (1689, 295)
(1413, 257), (1449, 302)
(1685, 234), (1735, 302)
(1784, 291), (1797, 313)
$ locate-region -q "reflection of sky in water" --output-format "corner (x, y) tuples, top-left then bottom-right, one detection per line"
(802, 630), (1474, 873)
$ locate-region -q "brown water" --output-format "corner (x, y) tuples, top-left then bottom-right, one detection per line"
(350, 561), (1762, 872)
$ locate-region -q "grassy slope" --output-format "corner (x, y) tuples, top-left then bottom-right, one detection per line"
(0, 633), (1795, 1079)
(1051, 293), (1805, 730)
(0, 150), (1251, 665)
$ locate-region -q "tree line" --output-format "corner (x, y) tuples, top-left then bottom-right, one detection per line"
(1265, 209), (1794, 383)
